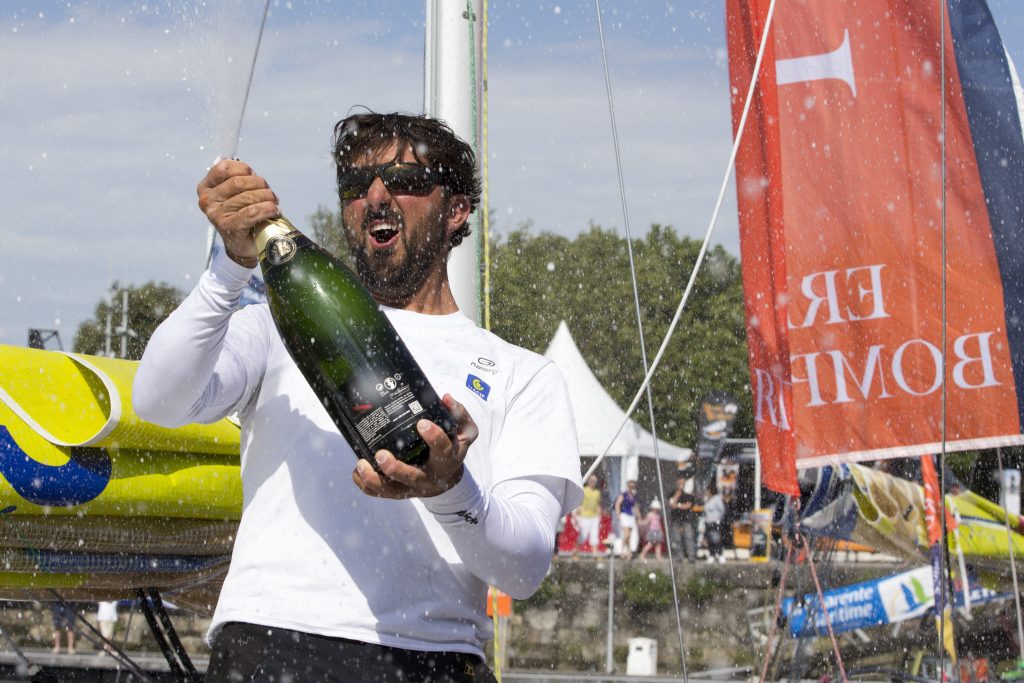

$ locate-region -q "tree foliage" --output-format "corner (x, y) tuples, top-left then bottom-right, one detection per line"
(73, 282), (184, 360)
(488, 224), (752, 447)
(309, 203), (355, 270)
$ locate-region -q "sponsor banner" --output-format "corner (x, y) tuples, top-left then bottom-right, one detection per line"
(727, 0), (1024, 493)
(716, 462), (740, 497)
(694, 392), (739, 494)
(784, 565), (1006, 637)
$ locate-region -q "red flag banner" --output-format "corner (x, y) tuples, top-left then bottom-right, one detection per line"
(727, 0), (1024, 494)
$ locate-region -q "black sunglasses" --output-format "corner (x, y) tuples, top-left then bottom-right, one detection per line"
(338, 161), (447, 201)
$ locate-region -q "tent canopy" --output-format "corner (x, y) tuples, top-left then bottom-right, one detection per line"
(543, 320), (692, 463)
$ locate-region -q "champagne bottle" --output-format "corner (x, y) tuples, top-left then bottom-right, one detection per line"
(253, 216), (455, 466)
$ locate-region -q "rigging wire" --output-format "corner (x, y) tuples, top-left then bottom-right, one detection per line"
(471, 2), (504, 678)
(465, 0), (485, 322)
(794, 531), (847, 682)
(938, 0), (953, 673)
(591, 2), (687, 678)
(758, 541), (796, 683)
(583, 0), (779, 484)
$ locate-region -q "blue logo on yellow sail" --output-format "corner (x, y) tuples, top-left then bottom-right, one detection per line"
(0, 425), (110, 507)
(466, 375), (491, 400)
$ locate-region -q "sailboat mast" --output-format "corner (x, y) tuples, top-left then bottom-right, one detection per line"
(424, 0), (485, 324)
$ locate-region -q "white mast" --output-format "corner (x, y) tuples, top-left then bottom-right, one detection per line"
(424, 0), (484, 323)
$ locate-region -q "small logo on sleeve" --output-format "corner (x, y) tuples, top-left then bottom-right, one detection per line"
(466, 374), (491, 400)
(455, 510), (480, 525)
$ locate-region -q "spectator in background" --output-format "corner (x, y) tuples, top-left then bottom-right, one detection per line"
(638, 499), (665, 562)
(703, 485), (726, 564)
(573, 474), (604, 557)
(721, 486), (737, 552)
(615, 480), (639, 560)
(669, 467), (698, 562)
(50, 603), (76, 654)
(97, 601), (118, 654)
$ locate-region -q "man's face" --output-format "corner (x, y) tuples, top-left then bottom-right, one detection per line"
(340, 141), (458, 306)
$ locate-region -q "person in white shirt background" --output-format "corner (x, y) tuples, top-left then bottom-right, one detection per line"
(702, 485), (726, 564)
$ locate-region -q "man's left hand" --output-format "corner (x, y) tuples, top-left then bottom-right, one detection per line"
(352, 394), (478, 499)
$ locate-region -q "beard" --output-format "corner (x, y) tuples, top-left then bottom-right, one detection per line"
(344, 204), (450, 306)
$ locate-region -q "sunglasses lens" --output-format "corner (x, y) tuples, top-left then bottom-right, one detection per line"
(339, 168), (376, 200)
(381, 165), (438, 195)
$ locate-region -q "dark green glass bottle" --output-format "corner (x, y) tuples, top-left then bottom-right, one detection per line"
(254, 217), (455, 466)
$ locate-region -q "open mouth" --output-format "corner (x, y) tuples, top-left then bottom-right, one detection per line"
(368, 222), (400, 248)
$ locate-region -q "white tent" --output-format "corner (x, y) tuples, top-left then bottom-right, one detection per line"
(543, 321), (691, 489)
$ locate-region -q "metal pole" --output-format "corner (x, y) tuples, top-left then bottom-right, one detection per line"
(606, 552), (615, 673)
(754, 444), (762, 512)
(104, 288), (114, 357)
(119, 289), (130, 358)
(424, 0), (484, 323)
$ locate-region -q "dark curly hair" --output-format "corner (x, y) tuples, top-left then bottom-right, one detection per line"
(332, 111), (482, 248)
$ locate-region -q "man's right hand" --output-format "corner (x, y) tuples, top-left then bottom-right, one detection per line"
(197, 159), (280, 268)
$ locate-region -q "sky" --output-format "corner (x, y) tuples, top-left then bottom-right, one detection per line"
(2, 1), (1024, 349)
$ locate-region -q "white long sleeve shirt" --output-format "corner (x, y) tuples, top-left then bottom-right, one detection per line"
(133, 251), (583, 656)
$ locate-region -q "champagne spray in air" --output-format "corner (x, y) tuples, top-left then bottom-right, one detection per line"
(197, 0), (273, 268)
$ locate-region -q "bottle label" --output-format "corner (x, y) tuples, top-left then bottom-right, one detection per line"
(352, 373), (424, 450)
(266, 235), (297, 265)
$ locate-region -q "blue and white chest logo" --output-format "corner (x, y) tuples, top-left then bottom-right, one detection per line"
(466, 374), (491, 401)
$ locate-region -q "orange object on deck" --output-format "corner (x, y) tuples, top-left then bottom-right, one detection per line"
(487, 587), (512, 617)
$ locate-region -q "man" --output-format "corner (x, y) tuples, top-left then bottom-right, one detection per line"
(133, 112), (583, 682)
(668, 466), (698, 562)
(50, 602), (76, 655)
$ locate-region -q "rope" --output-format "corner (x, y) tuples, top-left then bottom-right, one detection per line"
(796, 526), (848, 683)
(759, 542), (796, 683)
(467, 5), (502, 676)
(591, 1), (686, 677)
(583, 0), (780, 482)
(465, 0), (485, 321)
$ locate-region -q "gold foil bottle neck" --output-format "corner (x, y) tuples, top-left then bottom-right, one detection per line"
(254, 217), (300, 262)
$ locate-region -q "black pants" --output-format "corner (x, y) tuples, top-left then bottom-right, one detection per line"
(705, 522), (723, 558)
(206, 622), (497, 683)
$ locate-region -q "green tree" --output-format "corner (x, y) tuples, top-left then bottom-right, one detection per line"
(308, 203), (355, 269)
(73, 282), (184, 360)
(488, 223), (752, 447)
